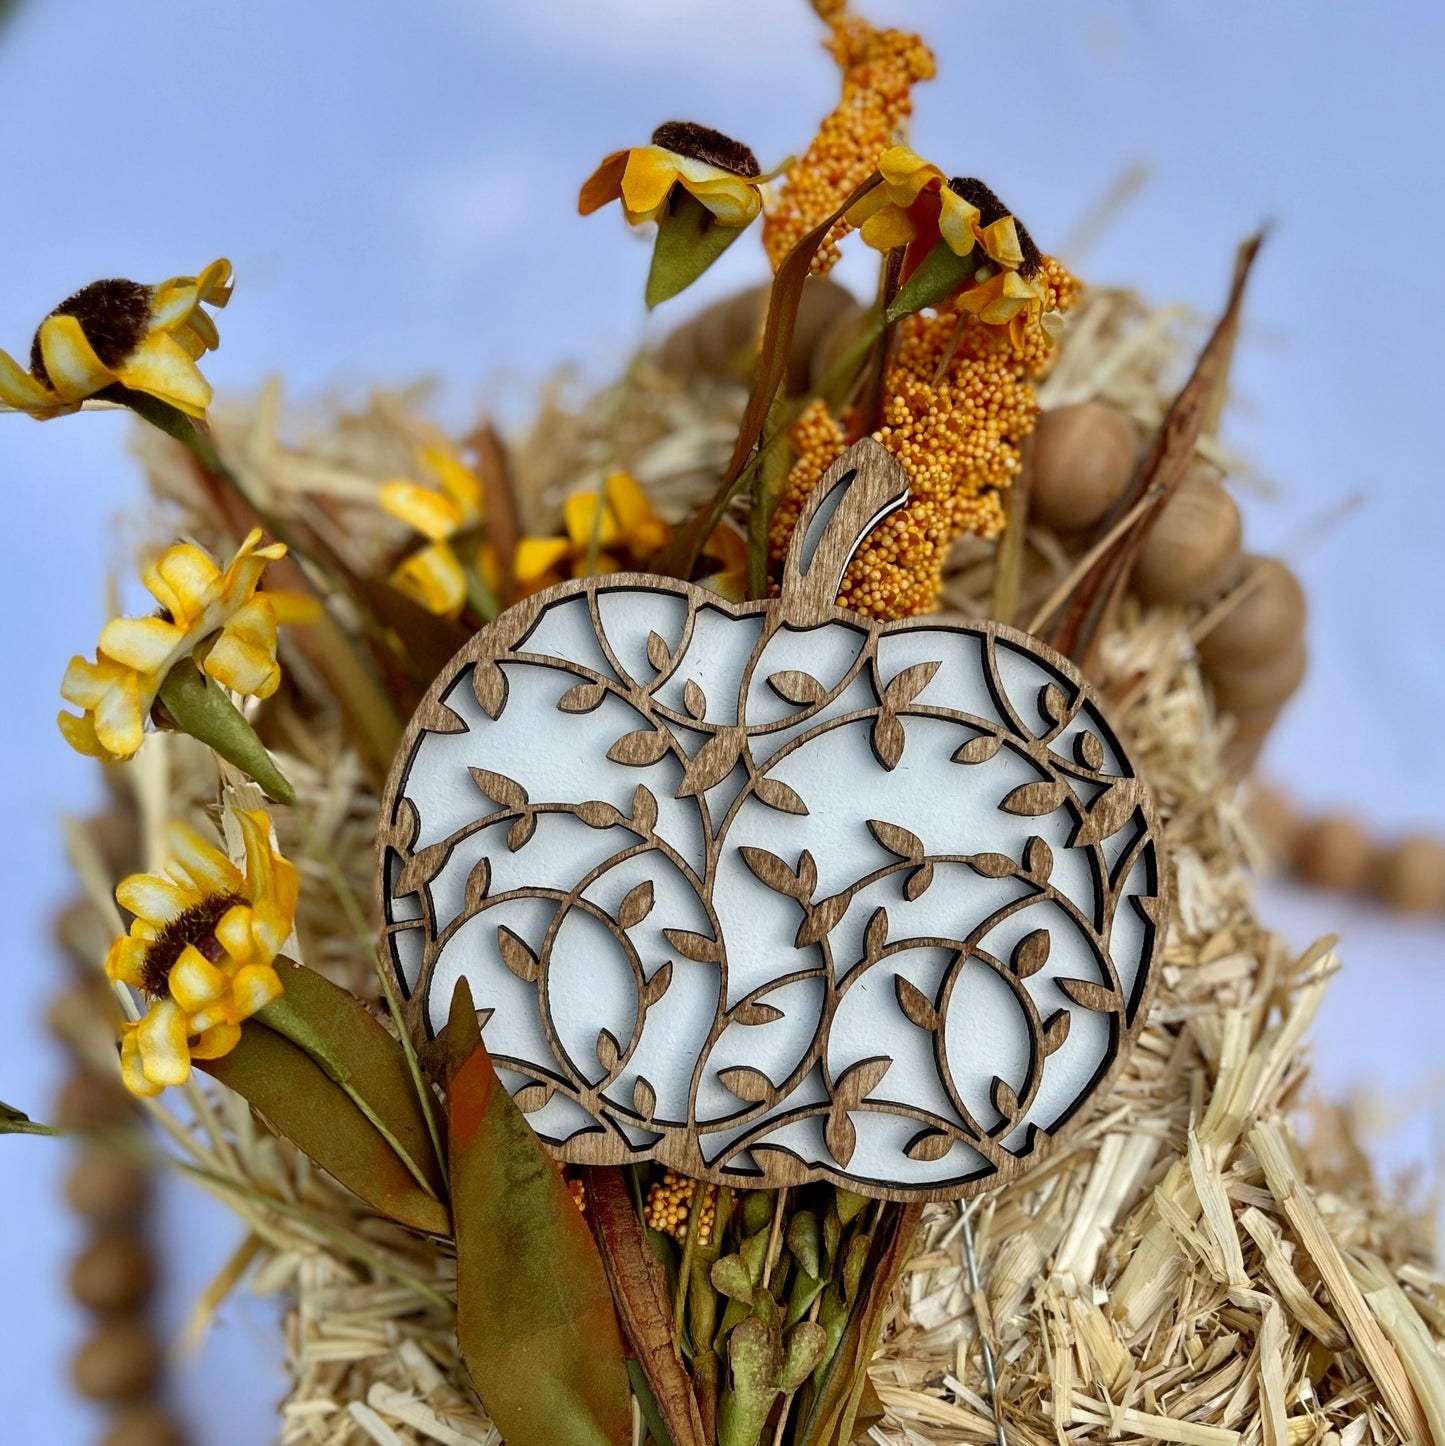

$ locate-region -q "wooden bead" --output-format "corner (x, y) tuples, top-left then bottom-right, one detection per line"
(1245, 785), (1299, 863)
(1027, 403), (1139, 534)
(1209, 639), (1307, 715)
(1221, 705), (1280, 773)
(1293, 815), (1371, 892)
(1132, 466), (1243, 604)
(1197, 557), (1306, 670)
(65, 1154), (150, 1225)
(55, 1071), (135, 1131)
(102, 1406), (187, 1446)
(1372, 836), (1445, 914)
(69, 1232), (155, 1311)
(71, 1319), (162, 1401)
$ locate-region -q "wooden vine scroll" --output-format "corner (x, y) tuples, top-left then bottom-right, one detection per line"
(377, 440), (1165, 1202)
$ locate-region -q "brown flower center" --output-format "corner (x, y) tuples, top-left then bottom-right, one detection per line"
(652, 121), (760, 178)
(948, 178), (1042, 279)
(136, 892), (246, 998)
(29, 278), (152, 389)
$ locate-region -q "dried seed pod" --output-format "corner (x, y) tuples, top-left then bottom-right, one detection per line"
(55, 1071), (135, 1131)
(66, 1154), (150, 1225)
(1027, 402), (1139, 534)
(1209, 639), (1308, 714)
(69, 1232), (155, 1312)
(72, 1319), (162, 1401)
(1293, 814), (1371, 892)
(1197, 556), (1306, 670)
(1132, 465), (1242, 604)
(102, 1405), (187, 1446)
(1371, 836), (1445, 914)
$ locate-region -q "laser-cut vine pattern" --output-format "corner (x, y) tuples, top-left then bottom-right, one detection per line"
(378, 443), (1164, 1201)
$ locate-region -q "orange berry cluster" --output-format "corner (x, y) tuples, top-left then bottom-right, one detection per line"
(770, 263), (1078, 620)
(643, 1171), (716, 1245)
(762, 5), (934, 275)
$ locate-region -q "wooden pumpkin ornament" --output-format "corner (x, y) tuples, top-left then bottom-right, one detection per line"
(379, 441), (1166, 1202)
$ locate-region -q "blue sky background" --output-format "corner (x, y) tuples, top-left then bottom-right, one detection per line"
(2, 2), (1442, 1439)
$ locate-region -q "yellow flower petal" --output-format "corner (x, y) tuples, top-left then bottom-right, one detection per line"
(978, 215), (1024, 269)
(390, 542), (467, 617)
(169, 945), (230, 1013)
(116, 872), (193, 928)
(91, 667), (146, 759)
(137, 999), (191, 1086)
(513, 535), (572, 585)
(120, 1028), (164, 1097)
(263, 590), (322, 627)
(421, 446), (484, 524)
(148, 279), (201, 330)
(619, 146), (683, 219)
(214, 904), (258, 967)
(96, 616), (185, 674)
(859, 205), (918, 252)
(205, 600), (281, 697)
(877, 146), (940, 202)
(165, 822), (243, 897)
(60, 654), (119, 709)
(105, 935), (149, 989)
(604, 472), (654, 534)
(564, 491), (621, 550)
(938, 190), (983, 257)
(231, 963), (283, 1018)
(195, 258), (234, 307)
(37, 315), (116, 402)
(578, 151), (629, 215)
(114, 330), (212, 417)
(144, 543), (222, 626)
(0, 347), (64, 414)
(57, 709), (114, 759)
(380, 480), (464, 542)
(189, 1022), (242, 1060)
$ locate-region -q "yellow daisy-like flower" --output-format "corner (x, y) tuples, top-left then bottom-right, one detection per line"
(0, 259), (232, 420)
(107, 805), (298, 1095)
(514, 472), (670, 595)
(59, 528), (288, 762)
(579, 121), (765, 228)
(379, 445), (495, 617)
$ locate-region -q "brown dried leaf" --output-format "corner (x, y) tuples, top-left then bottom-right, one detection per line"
(767, 669), (826, 706)
(514, 1082), (554, 1114)
(646, 630), (672, 674)
(953, 732), (1002, 765)
(640, 960), (673, 1009)
(683, 679), (707, 720)
(471, 766), (528, 811)
(904, 1128), (953, 1163)
(717, 1065), (775, 1104)
(1001, 779), (1071, 816)
(904, 862), (934, 902)
(608, 729), (671, 767)
(754, 775), (809, 815)
(1041, 1008), (1071, 1055)
(507, 812), (537, 852)
(576, 800), (626, 829)
(895, 976), (939, 1031)
(867, 818), (923, 861)
(1012, 929), (1051, 979)
(558, 680), (607, 714)
(618, 881), (655, 930)
(471, 658), (508, 719)
(883, 660), (939, 709)
(1057, 977), (1122, 1014)
(498, 927), (540, 984)
(872, 712), (905, 770)
(663, 928), (723, 964)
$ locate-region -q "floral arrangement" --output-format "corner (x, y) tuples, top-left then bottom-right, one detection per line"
(9, 4), (1445, 1446)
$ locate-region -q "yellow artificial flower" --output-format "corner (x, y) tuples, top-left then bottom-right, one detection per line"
(379, 445), (495, 617)
(580, 121), (765, 227)
(59, 529), (289, 762)
(0, 259), (232, 420)
(514, 472), (670, 595)
(107, 805), (298, 1095)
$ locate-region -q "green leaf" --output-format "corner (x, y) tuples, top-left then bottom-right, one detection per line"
(0, 1100), (60, 1137)
(646, 189), (749, 310)
(157, 659), (295, 804)
(885, 239), (978, 324)
(197, 1025), (449, 1235)
(444, 982), (630, 1446)
(256, 961), (445, 1201)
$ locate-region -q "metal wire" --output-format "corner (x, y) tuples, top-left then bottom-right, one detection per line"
(960, 1200), (1009, 1446)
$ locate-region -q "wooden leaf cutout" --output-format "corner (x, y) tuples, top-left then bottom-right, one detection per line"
(767, 669), (826, 706)
(753, 775), (809, 815)
(740, 846), (802, 899)
(608, 728), (670, 767)
(1041, 683), (1071, 725)
(1041, 1009), (1071, 1055)
(731, 999), (785, 1026)
(953, 732), (1002, 765)
(1077, 779), (1140, 846)
(717, 1065), (775, 1104)
(640, 960), (673, 1009)
(663, 928), (723, 964)
(396, 838), (449, 897)
(872, 712), (905, 770)
(1001, 779), (1071, 816)
(825, 1109), (857, 1169)
(498, 926), (540, 984)
(507, 812), (537, 851)
(1077, 730), (1106, 770)
(678, 729), (741, 796)
(471, 766), (528, 812)
(465, 857), (492, 914)
(682, 679), (707, 720)
(646, 630), (672, 674)
(904, 1128), (954, 1163)
(835, 1056), (890, 1107)
(470, 658), (507, 719)
(1057, 977), (1122, 1014)
(558, 680), (607, 713)
(904, 862), (934, 902)
(895, 977), (939, 1032)
(1023, 835), (1054, 882)
(514, 1082), (554, 1114)
(1011, 929), (1051, 979)
(969, 852), (1016, 880)
(868, 818), (923, 862)
(883, 660), (939, 709)
(795, 893), (846, 949)
(630, 784), (658, 835)
(618, 881), (655, 930)
(992, 1077), (1022, 1123)
(596, 1029), (622, 1074)
(632, 1076), (656, 1120)
(576, 800), (625, 829)
(863, 908), (888, 964)
(797, 849), (818, 899)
